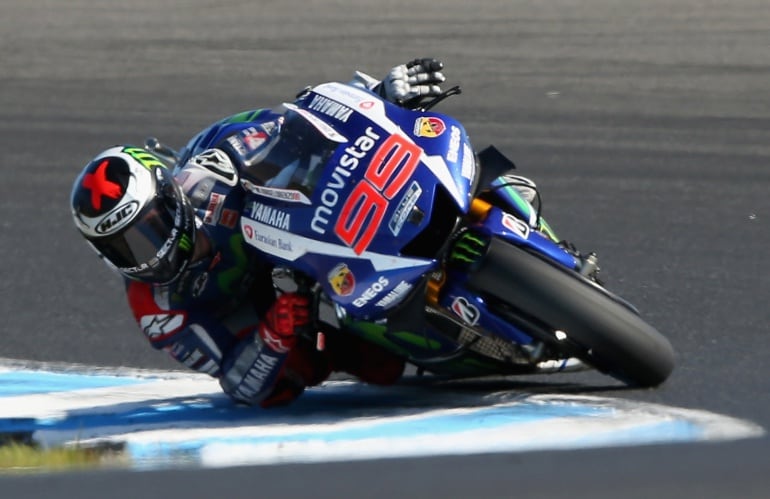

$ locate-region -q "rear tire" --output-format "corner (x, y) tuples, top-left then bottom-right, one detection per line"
(468, 238), (675, 387)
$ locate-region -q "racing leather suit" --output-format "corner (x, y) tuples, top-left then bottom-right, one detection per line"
(126, 104), (405, 408)
(124, 59), (448, 407)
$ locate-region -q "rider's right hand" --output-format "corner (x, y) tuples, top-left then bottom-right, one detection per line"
(378, 58), (446, 108)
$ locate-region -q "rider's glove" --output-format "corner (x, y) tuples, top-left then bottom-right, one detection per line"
(260, 339), (332, 408)
(218, 293), (311, 406)
(377, 58), (446, 109)
(258, 293), (311, 354)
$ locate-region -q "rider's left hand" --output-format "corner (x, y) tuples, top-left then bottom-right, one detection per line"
(378, 58), (446, 108)
(258, 293), (310, 353)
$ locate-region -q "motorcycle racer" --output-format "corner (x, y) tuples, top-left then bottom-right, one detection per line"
(70, 59), (454, 407)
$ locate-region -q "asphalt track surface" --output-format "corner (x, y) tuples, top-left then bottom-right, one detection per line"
(1, 0), (769, 497)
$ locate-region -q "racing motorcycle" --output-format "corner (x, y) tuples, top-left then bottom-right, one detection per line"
(148, 81), (675, 387)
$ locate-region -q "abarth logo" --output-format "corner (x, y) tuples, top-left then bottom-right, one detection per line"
(413, 117), (446, 138)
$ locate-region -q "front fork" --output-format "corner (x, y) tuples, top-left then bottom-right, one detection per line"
(425, 197), (539, 353)
(426, 196), (555, 306)
(424, 197), (592, 363)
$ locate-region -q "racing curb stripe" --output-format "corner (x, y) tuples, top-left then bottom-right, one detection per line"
(0, 360), (764, 469)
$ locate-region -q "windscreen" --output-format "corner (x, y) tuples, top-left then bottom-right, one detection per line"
(240, 110), (340, 198)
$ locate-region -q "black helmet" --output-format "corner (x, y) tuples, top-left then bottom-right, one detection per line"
(71, 145), (197, 284)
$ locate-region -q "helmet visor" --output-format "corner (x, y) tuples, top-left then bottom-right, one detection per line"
(90, 172), (193, 283)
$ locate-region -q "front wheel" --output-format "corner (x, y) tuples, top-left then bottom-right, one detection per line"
(467, 238), (675, 387)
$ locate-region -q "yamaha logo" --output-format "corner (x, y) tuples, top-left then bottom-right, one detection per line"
(95, 201), (139, 234)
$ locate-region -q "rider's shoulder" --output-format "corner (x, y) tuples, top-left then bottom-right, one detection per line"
(175, 147), (240, 191)
(178, 108), (282, 162)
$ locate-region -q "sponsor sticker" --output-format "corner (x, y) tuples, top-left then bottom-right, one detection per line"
(310, 126), (381, 235)
(241, 180), (312, 205)
(307, 94), (354, 122)
(388, 181), (422, 236)
(260, 325), (292, 354)
(451, 296), (481, 326)
(328, 263), (356, 296)
(501, 213), (531, 239)
(192, 273), (209, 298)
(446, 126), (461, 163)
(413, 117), (446, 138)
(375, 280), (413, 308)
(461, 143), (475, 180)
(316, 82), (373, 106)
(247, 202), (291, 230)
(227, 136), (247, 156)
(219, 209), (238, 229)
(95, 200), (139, 235)
(353, 276), (389, 308)
(190, 149), (237, 185)
(285, 102), (348, 143)
(122, 146), (166, 170)
(203, 192), (226, 226)
(241, 219), (295, 256)
(140, 313), (185, 339)
(243, 129), (269, 151)
(319, 132), (422, 255)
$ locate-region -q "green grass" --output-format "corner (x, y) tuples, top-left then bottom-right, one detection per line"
(0, 443), (126, 472)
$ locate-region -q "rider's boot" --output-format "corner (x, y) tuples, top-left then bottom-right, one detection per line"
(322, 328), (406, 385)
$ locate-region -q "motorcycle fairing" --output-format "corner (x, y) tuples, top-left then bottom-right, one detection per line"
(175, 109), (284, 169)
(238, 82), (480, 318)
(300, 82), (475, 212)
(438, 281), (538, 346)
(240, 214), (434, 315)
(480, 206), (577, 270)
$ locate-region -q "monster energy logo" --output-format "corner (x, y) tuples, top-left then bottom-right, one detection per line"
(178, 233), (193, 252)
(122, 146), (166, 170)
(449, 231), (488, 266)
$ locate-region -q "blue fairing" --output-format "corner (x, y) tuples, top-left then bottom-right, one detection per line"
(176, 109), (283, 167)
(233, 82), (479, 319)
(481, 206), (577, 270)
(438, 281), (538, 346)
(228, 81), (575, 341)
(293, 83), (475, 213)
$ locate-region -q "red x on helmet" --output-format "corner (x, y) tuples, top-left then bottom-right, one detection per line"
(71, 146), (197, 284)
